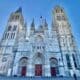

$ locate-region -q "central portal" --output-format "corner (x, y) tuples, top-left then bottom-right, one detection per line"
(33, 52), (44, 76)
(21, 66), (26, 76)
(35, 64), (42, 76)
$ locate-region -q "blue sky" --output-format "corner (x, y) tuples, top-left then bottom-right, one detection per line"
(0, 0), (80, 49)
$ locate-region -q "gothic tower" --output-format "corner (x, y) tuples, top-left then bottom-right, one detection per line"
(0, 7), (26, 76)
(52, 6), (80, 76)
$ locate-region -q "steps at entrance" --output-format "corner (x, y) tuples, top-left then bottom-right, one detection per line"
(0, 76), (80, 80)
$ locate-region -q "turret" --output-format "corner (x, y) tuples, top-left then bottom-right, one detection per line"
(43, 19), (48, 30)
(30, 19), (35, 36)
(38, 17), (48, 33)
(43, 19), (49, 37)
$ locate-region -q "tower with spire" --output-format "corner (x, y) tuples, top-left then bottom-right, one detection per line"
(52, 5), (80, 76)
(0, 7), (27, 76)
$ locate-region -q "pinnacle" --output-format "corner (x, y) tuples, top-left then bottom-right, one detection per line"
(15, 7), (22, 13)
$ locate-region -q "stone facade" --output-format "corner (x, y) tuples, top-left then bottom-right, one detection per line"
(0, 6), (80, 77)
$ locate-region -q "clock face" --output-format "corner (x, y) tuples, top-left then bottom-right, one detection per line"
(2, 57), (7, 62)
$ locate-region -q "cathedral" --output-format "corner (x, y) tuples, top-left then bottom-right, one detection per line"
(0, 6), (80, 77)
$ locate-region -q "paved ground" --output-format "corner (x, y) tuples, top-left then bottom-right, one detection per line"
(0, 76), (79, 80)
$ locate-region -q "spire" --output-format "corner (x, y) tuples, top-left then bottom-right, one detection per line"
(40, 16), (48, 27)
(38, 16), (48, 32)
(51, 21), (55, 31)
(40, 16), (43, 26)
(30, 19), (35, 36)
(43, 19), (48, 30)
(30, 18), (35, 30)
(15, 7), (22, 13)
(24, 22), (27, 30)
(39, 25), (43, 31)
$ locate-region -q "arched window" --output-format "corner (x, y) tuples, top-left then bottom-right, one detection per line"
(11, 33), (15, 39)
(15, 15), (19, 20)
(56, 9), (60, 13)
(50, 57), (58, 77)
(62, 15), (66, 21)
(61, 9), (63, 13)
(4, 33), (9, 39)
(7, 26), (12, 31)
(66, 54), (72, 69)
(57, 16), (61, 21)
(72, 54), (79, 69)
(19, 57), (28, 76)
(13, 25), (17, 31)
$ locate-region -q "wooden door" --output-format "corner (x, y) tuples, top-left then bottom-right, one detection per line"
(51, 67), (56, 76)
(35, 64), (42, 76)
(21, 66), (26, 76)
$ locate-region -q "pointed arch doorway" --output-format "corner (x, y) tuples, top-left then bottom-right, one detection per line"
(19, 57), (28, 76)
(34, 53), (44, 76)
(50, 57), (58, 77)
